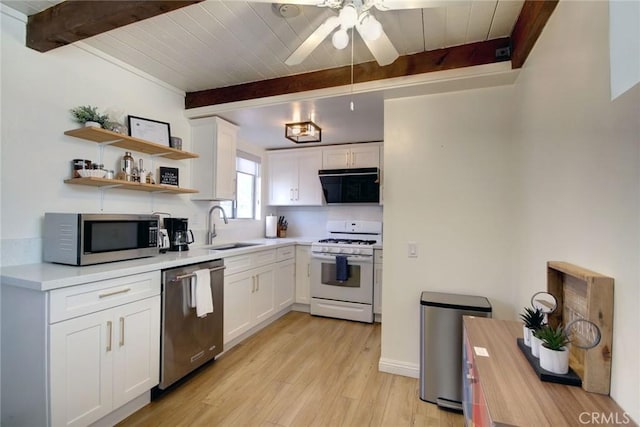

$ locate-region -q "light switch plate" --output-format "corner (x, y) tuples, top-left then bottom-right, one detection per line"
(408, 242), (418, 258)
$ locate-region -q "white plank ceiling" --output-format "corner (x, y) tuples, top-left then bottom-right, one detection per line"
(2, 0), (524, 148)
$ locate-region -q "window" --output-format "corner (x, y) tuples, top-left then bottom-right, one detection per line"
(220, 151), (261, 220)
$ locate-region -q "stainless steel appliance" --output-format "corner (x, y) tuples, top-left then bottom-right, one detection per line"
(164, 217), (194, 251)
(159, 259), (225, 390)
(43, 213), (159, 266)
(310, 220), (382, 323)
(420, 291), (492, 411)
(318, 168), (380, 204)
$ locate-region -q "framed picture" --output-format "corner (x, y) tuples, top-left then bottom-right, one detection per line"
(159, 167), (179, 186)
(128, 115), (171, 146)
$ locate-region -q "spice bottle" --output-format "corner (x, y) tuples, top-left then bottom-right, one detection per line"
(122, 151), (134, 181)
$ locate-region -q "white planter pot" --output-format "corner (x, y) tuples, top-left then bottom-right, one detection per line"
(84, 121), (101, 128)
(522, 325), (532, 346)
(539, 345), (569, 374)
(531, 334), (542, 358)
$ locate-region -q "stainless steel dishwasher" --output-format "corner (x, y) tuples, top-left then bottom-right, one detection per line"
(159, 259), (225, 390)
(419, 291), (492, 411)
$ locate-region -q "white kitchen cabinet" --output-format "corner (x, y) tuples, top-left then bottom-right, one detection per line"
(190, 116), (238, 200)
(275, 246), (296, 310)
(268, 149), (323, 206)
(374, 249), (383, 316)
(50, 296), (160, 427)
(295, 245), (311, 304)
(322, 143), (380, 169)
(1, 271), (161, 427)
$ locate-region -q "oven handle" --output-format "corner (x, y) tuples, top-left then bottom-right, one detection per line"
(311, 253), (373, 263)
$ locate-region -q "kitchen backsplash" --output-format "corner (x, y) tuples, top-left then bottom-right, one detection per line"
(272, 205), (383, 238)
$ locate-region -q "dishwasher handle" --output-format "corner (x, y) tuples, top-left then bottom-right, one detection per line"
(172, 265), (226, 282)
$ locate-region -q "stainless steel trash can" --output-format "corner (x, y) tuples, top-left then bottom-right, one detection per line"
(419, 291), (492, 410)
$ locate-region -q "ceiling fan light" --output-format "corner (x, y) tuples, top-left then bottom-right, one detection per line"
(339, 4), (358, 28)
(359, 14), (382, 41)
(332, 29), (349, 50)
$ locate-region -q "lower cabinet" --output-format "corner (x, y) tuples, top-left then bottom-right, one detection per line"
(275, 258), (295, 310)
(224, 264), (276, 343)
(374, 249), (383, 316)
(295, 245), (311, 304)
(50, 296), (160, 427)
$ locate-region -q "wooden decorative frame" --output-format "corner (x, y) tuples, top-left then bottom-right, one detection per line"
(546, 261), (614, 395)
(128, 115), (171, 146)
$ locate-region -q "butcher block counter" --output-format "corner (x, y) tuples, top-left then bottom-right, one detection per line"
(462, 317), (634, 427)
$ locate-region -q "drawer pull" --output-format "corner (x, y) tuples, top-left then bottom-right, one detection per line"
(98, 287), (131, 298)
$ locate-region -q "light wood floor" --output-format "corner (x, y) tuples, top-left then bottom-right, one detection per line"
(118, 311), (464, 427)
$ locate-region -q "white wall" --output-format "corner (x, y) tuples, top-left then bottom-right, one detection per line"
(0, 8), (266, 266)
(382, 0), (639, 421)
(511, 0), (639, 420)
(382, 85), (516, 374)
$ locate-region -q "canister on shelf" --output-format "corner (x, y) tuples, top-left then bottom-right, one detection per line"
(122, 151), (134, 181)
(72, 159), (91, 178)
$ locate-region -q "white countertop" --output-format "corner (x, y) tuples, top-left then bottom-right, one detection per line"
(1, 237), (317, 292)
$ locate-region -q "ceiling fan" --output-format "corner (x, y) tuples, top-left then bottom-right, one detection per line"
(269, 0), (464, 67)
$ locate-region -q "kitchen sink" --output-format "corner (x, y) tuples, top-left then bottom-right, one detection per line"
(205, 242), (263, 251)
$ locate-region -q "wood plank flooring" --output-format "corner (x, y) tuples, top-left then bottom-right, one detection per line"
(118, 311), (464, 427)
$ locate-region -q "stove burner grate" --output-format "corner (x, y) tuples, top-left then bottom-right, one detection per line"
(317, 238), (377, 245)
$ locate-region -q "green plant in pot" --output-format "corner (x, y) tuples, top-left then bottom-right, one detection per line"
(536, 324), (570, 374)
(70, 105), (108, 128)
(519, 306), (545, 347)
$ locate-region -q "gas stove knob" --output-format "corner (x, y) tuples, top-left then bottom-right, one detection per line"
(343, 248), (354, 254)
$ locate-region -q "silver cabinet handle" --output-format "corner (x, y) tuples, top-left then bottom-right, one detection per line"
(119, 317), (125, 347)
(99, 287), (131, 298)
(345, 152), (349, 166)
(307, 263), (310, 277)
(252, 276), (256, 293)
(256, 275), (260, 292)
(290, 188), (294, 201)
(174, 265), (226, 281)
(106, 321), (112, 352)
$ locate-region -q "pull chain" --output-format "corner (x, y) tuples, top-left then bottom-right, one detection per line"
(350, 26), (355, 111)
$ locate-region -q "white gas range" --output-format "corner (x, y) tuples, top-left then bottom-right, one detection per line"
(310, 220), (382, 323)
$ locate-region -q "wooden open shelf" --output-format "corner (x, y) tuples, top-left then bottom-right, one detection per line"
(64, 127), (198, 160)
(64, 177), (198, 194)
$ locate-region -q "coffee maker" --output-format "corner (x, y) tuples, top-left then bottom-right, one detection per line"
(164, 217), (194, 251)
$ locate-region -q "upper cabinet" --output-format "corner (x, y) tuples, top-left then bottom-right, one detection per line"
(322, 143), (380, 169)
(190, 117), (238, 201)
(268, 149), (323, 206)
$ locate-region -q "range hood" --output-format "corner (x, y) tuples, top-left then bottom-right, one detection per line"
(318, 168), (380, 204)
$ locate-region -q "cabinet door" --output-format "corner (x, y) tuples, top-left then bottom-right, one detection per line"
(295, 246), (311, 304)
(191, 117), (238, 201)
(50, 310), (114, 427)
(374, 263), (382, 315)
(350, 145), (380, 168)
(253, 266), (275, 323)
(268, 152), (297, 205)
(295, 150), (323, 205)
(112, 296), (161, 409)
(322, 147), (351, 168)
(224, 270), (254, 343)
(275, 258), (296, 310)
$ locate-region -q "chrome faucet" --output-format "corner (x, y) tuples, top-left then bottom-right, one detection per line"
(207, 205), (229, 244)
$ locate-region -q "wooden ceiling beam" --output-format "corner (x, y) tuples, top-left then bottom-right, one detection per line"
(185, 37), (511, 109)
(26, 1), (203, 53)
(510, 0), (559, 69)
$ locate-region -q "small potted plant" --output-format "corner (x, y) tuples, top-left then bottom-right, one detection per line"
(70, 105), (108, 128)
(531, 326), (545, 358)
(519, 306), (545, 347)
(536, 324), (570, 374)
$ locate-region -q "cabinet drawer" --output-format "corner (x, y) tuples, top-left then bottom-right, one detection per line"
(254, 249), (277, 267)
(276, 246), (295, 261)
(224, 254), (254, 276)
(49, 271), (161, 323)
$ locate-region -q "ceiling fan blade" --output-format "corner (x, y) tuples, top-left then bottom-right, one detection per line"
(372, 0), (469, 11)
(285, 16), (340, 66)
(357, 26), (399, 66)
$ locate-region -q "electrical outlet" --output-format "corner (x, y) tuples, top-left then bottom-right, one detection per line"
(408, 242), (418, 258)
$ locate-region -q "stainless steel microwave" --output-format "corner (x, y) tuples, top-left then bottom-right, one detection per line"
(43, 213), (159, 266)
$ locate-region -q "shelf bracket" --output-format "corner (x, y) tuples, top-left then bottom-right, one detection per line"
(99, 138), (126, 146)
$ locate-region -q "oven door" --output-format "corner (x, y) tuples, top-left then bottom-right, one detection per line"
(310, 253), (373, 304)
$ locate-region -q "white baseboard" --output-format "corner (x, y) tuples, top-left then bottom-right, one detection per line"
(91, 392), (150, 427)
(291, 302), (310, 313)
(378, 357), (420, 379)
(222, 306), (292, 352)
